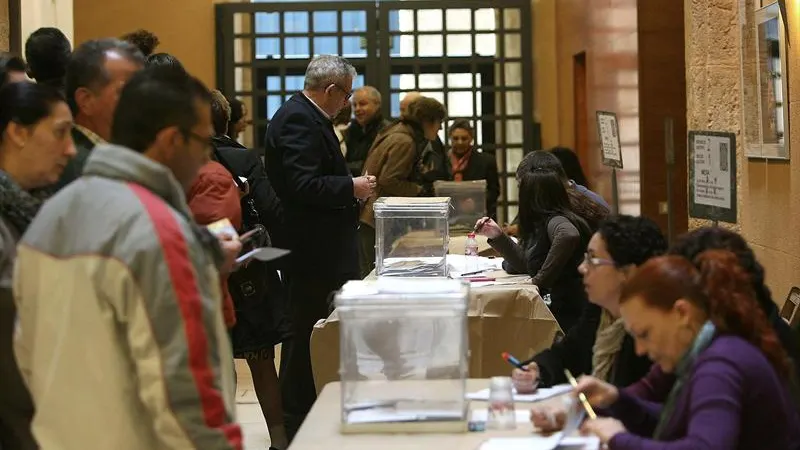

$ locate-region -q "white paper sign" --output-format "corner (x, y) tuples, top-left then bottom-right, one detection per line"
(692, 133), (733, 209)
(596, 111), (623, 168)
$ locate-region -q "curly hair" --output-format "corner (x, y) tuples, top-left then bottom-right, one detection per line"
(121, 29), (160, 57)
(668, 227), (775, 320)
(598, 215), (667, 267)
(621, 250), (790, 378)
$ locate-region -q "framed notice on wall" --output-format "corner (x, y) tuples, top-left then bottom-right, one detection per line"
(596, 111), (623, 168)
(688, 131), (737, 223)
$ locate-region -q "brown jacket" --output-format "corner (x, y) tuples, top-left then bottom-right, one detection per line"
(359, 121), (424, 227)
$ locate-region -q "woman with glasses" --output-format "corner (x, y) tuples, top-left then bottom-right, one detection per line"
(577, 251), (800, 449)
(509, 216), (666, 432)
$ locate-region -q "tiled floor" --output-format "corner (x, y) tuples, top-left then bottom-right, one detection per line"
(235, 345), (281, 449)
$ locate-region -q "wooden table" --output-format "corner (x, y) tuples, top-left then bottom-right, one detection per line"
(289, 379), (575, 450)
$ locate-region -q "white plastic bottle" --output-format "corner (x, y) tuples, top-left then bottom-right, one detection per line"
(464, 232), (479, 273)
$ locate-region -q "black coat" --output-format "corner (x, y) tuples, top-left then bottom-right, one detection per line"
(211, 135), (292, 349)
(525, 302), (652, 388)
(453, 151), (500, 220)
(264, 94), (359, 276)
(212, 135), (285, 246)
(344, 116), (391, 177)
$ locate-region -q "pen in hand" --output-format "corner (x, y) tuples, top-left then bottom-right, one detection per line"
(564, 369), (597, 420)
(502, 352), (528, 371)
(474, 217), (489, 233)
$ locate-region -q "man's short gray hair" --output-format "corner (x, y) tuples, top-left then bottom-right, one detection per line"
(354, 86), (381, 105)
(304, 55), (357, 90)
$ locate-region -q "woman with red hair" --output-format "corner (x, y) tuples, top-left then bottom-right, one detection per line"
(575, 250), (800, 449)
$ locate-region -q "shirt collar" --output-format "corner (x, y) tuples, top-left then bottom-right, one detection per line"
(303, 93), (332, 121)
(74, 124), (106, 145)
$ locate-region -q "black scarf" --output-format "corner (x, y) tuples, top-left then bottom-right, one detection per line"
(0, 170), (42, 234)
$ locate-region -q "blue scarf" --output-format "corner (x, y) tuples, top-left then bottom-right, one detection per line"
(653, 320), (716, 439)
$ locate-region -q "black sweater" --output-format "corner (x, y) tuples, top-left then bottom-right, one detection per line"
(524, 302), (653, 388)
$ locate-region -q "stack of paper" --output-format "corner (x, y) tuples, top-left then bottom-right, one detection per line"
(479, 436), (600, 450)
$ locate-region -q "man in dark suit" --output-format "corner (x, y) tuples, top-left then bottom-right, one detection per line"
(264, 55), (375, 441)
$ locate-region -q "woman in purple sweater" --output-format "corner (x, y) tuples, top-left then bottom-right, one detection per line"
(576, 250), (800, 449)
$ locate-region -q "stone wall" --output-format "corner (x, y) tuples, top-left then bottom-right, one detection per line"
(685, 0), (800, 306)
(0, 0), (10, 52)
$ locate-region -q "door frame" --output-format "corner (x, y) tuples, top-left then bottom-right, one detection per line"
(8, 0), (21, 54)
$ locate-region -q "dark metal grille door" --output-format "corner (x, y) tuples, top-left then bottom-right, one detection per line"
(377, 0), (533, 223)
(216, 0), (532, 223)
(215, 2), (379, 155)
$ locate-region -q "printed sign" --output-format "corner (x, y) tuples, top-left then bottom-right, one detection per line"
(596, 111), (623, 168)
(689, 131), (737, 223)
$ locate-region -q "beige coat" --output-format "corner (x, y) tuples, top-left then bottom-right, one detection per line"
(359, 121), (424, 227)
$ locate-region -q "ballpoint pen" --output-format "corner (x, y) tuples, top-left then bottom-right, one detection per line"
(564, 369), (597, 420)
(501, 352), (528, 371)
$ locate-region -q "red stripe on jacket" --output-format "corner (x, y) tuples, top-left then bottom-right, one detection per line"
(129, 182), (242, 450)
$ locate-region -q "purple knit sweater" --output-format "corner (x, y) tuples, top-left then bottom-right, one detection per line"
(607, 335), (800, 449)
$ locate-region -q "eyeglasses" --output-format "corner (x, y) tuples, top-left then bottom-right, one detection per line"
(583, 252), (616, 269)
(329, 83), (353, 101)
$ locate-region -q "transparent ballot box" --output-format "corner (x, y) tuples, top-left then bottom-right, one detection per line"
(434, 180), (487, 234)
(335, 278), (470, 433)
(373, 197), (451, 277)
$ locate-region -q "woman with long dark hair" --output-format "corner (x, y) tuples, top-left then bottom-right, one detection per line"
(476, 167), (591, 331)
(0, 82), (76, 449)
(551, 146), (590, 188)
(576, 251), (800, 449)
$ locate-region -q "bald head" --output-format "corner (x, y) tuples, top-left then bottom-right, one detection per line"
(400, 91), (422, 117)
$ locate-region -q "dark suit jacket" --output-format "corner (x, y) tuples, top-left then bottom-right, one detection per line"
(264, 94), (359, 276)
(525, 302), (652, 388)
(456, 151), (500, 220)
(56, 127), (96, 190)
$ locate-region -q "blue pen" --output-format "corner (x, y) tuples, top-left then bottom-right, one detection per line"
(502, 352), (528, 371)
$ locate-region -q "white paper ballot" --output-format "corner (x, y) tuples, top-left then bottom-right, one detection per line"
(466, 384), (573, 403)
(479, 436), (599, 450)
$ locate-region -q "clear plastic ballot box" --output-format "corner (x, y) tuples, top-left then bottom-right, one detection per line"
(433, 180), (487, 234)
(335, 278), (470, 433)
(373, 197), (451, 277)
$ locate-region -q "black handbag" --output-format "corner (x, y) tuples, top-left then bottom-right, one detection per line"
(212, 148), (272, 308)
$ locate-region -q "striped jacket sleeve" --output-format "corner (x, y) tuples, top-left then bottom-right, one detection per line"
(123, 184), (242, 449)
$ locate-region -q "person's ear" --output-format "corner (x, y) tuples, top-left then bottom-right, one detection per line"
(151, 126), (183, 159)
(74, 87), (96, 116)
(673, 298), (694, 326)
(619, 264), (637, 281)
(5, 122), (31, 149)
